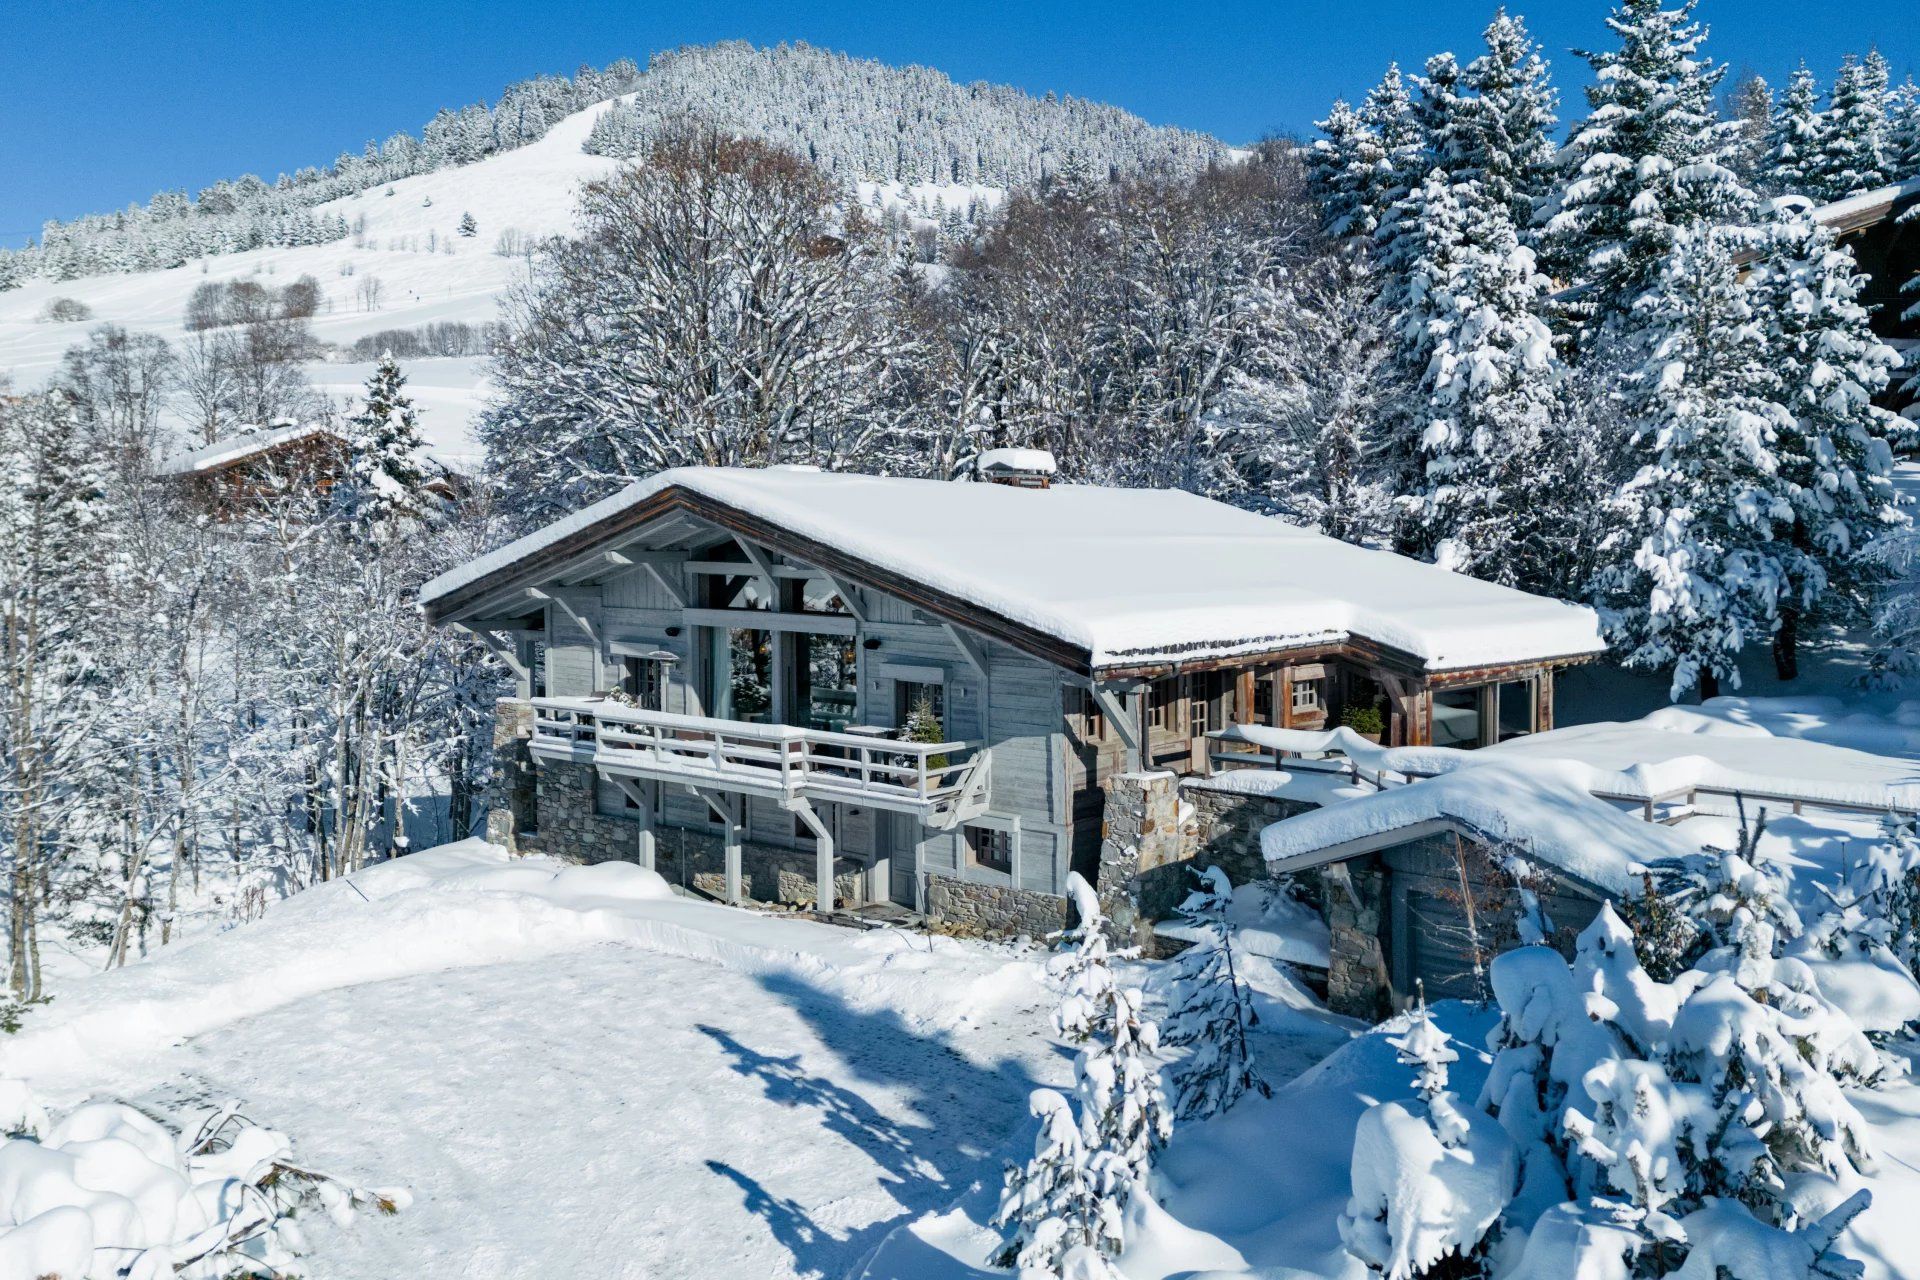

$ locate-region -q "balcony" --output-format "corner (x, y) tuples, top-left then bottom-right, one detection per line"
(528, 697), (992, 827)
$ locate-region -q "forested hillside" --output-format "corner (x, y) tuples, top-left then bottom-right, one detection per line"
(581, 41), (1223, 187)
(0, 42), (1220, 290)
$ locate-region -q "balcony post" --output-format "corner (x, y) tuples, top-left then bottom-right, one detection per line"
(724, 795), (743, 904)
(636, 779), (656, 871)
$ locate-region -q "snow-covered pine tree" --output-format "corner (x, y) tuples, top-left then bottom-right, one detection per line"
(1340, 994), (1515, 1278)
(1306, 100), (1385, 240)
(1460, 9), (1560, 240)
(1744, 209), (1905, 680)
(0, 393), (119, 1001)
(1161, 866), (1268, 1119)
(1764, 65), (1825, 199)
(338, 351), (429, 529)
(993, 1089), (1126, 1280)
(1360, 64), (1427, 258)
(997, 873), (1168, 1278)
(1723, 72), (1774, 191)
(1887, 77), (1920, 182)
(1207, 249), (1394, 543)
(1808, 51), (1892, 201)
(1051, 872), (1170, 1187)
(1593, 226), (1794, 701)
(1539, 0), (1750, 349)
(1379, 165), (1565, 583)
(457, 211), (478, 237)
(1848, 815), (1920, 981)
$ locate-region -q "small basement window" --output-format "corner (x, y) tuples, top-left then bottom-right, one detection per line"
(965, 825), (1013, 875)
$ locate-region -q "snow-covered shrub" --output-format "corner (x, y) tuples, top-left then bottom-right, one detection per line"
(1161, 866), (1268, 1119)
(0, 1089), (406, 1279)
(995, 873), (1168, 1279)
(1340, 998), (1516, 1279)
(993, 1090), (1126, 1280)
(1475, 898), (1882, 1278)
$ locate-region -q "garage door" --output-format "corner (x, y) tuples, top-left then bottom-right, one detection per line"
(1399, 888), (1487, 1002)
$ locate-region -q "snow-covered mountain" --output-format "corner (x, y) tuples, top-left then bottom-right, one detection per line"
(0, 44), (1225, 465)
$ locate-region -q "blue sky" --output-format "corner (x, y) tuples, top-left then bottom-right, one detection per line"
(4, 0), (1916, 246)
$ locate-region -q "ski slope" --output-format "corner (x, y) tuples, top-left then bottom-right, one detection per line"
(0, 102), (629, 464)
(0, 100), (1004, 469)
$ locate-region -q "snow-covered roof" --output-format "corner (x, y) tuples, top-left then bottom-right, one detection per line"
(157, 423), (343, 477)
(1805, 175), (1920, 234)
(1260, 759), (1698, 897)
(422, 467), (1606, 673)
(976, 447), (1057, 475)
(1484, 706), (1920, 813)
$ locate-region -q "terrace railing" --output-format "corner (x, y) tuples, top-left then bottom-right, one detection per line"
(529, 697), (991, 825)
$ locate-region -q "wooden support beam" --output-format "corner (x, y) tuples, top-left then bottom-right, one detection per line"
(790, 799), (837, 912)
(818, 571), (868, 623)
(689, 787), (744, 902)
(1092, 683), (1142, 772)
(547, 592), (599, 648)
(943, 622), (991, 681)
(453, 623), (529, 685)
(642, 561), (688, 609)
(732, 534), (780, 601)
(609, 777), (657, 869)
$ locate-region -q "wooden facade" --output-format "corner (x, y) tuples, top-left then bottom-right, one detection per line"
(427, 477), (1596, 917)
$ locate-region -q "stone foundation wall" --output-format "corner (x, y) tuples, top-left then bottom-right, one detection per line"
(926, 875), (1068, 939)
(1182, 779), (1315, 885)
(513, 759), (865, 909)
(1089, 773), (1317, 950)
(1314, 864), (1393, 1020)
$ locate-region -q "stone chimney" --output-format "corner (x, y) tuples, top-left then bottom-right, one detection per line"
(976, 448), (1057, 489)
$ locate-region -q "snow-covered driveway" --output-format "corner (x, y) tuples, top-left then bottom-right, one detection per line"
(131, 944), (1049, 1279)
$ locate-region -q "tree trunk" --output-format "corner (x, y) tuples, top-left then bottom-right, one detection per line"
(1773, 606), (1800, 682)
(1697, 669), (1721, 702)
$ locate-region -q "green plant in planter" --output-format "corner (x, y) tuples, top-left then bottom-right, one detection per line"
(903, 695), (948, 771)
(1340, 704), (1385, 737)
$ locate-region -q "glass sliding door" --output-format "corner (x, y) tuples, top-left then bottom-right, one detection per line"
(791, 632), (859, 731)
(705, 627), (773, 723)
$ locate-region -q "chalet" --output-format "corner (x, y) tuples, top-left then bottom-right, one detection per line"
(157, 422), (350, 513)
(1801, 175), (1919, 349)
(419, 457), (1605, 934)
(158, 422), (468, 516)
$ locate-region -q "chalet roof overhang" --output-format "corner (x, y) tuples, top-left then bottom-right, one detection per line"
(426, 483), (1601, 687)
(1265, 813), (1611, 901)
(424, 483), (1097, 673)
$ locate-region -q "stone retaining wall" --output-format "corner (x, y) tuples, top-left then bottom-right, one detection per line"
(926, 875), (1068, 938)
(511, 758), (865, 909)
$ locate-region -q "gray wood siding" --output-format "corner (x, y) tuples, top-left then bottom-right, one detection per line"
(530, 528), (1083, 896)
(985, 643), (1058, 824)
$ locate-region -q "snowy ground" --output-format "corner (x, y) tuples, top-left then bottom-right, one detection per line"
(0, 842), (1358, 1279)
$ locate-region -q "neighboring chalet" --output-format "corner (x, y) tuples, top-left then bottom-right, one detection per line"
(419, 455), (1605, 934)
(1801, 176), (1919, 347)
(158, 422), (350, 513)
(157, 421), (467, 516)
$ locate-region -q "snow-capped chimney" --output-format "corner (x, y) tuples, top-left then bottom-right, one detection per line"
(976, 448), (1057, 490)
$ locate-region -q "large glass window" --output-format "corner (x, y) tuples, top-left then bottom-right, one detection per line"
(792, 633), (859, 731)
(1431, 688), (1482, 748)
(703, 572), (777, 611)
(706, 627), (772, 722)
(1497, 680), (1534, 741)
(792, 577), (852, 614)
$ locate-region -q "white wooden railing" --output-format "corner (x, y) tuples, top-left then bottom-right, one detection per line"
(529, 697), (990, 820)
